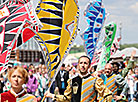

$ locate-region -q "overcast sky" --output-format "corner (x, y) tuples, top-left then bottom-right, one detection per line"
(33, 0), (138, 45)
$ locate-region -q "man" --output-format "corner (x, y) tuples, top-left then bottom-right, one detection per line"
(44, 56), (112, 102)
(55, 63), (69, 95)
(100, 63), (128, 102)
(112, 62), (120, 74)
(112, 50), (136, 78)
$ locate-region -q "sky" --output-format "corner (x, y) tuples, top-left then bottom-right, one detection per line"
(33, 0), (138, 45)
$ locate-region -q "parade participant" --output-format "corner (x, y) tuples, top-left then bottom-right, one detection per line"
(55, 63), (69, 95)
(134, 75), (138, 102)
(112, 50), (136, 78)
(111, 50), (136, 101)
(0, 66), (37, 102)
(38, 71), (48, 98)
(132, 64), (138, 102)
(99, 63), (128, 102)
(26, 69), (39, 95)
(44, 56), (112, 102)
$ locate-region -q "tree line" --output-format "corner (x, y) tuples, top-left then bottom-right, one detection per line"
(69, 43), (138, 54)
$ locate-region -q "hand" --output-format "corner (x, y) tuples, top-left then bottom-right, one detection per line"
(54, 87), (60, 95)
(55, 87), (59, 91)
(0, 78), (3, 81)
(33, 97), (38, 102)
(55, 87), (59, 94)
(131, 50), (136, 59)
(44, 91), (55, 99)
(113, 95), (122, 101)
(133, 98), (136, 101)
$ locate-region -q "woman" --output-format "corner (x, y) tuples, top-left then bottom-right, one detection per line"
(0, 66), (37, 102)
(26, 69), (38, 95)
(38, 71), (48, 98)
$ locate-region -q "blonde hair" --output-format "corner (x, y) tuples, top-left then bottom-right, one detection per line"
(8, 66), (28, 84)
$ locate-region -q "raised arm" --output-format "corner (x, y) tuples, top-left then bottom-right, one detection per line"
(121, 50), (136, 78)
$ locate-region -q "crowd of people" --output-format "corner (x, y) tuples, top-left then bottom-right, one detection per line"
(0, 51), (138, 102)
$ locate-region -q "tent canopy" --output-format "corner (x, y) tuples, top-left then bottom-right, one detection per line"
(111, 47), (138, 58)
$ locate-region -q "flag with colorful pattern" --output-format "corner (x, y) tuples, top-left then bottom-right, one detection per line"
(35, 0), (79, 87)
(81, 0), (106, 60)
(92, 31), (121, 66)
(97, 22), (116, 71)
(91, 41), (102, 65)
(111, 36), (121, 55)
(0, 38), (16, 73)
(0, 0), (42, 73)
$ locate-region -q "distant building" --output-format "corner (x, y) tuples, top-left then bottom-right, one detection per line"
(9, 38), (44, 66)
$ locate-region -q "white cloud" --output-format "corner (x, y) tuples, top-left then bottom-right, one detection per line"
(130, 2), (138, 14)
(106, 15), (131, 26)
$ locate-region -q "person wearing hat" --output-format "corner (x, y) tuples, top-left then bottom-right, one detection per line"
(54, 63), (69, 95)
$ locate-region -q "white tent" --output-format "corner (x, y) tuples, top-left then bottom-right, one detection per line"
(63, 55), (78, 66)
(111, 47), (138, 58)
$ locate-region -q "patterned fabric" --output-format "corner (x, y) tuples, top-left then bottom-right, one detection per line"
(91, 41), (102, 65)
(92, 28), (120, 66)
(81, 0), (106, 60)
(34, 0), (79, 87)
(99, 73), (128, 102)
(54, 74), (112, 102)
(0, 39), (15, 73)
(92, 35), (121, 66)
(17, 94), (36, 102)
(1, 90), (36, 102)
(80, 77), (96, 102)
(104, 23), (117, 61)
(97, 22), (116, 71)
(105, 74), (117, 95)
(111, 36), (121, 56)
(99, 74), (117, 102)
(0, 0), (41, 73)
